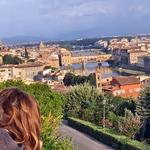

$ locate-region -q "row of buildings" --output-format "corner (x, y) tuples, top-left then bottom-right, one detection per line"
(38, 43), (112, 68)
(95, 66), (150, 99)
(98, 37), (150, 69)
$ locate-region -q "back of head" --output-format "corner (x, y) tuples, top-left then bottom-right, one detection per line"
(0, 88), (41, 150)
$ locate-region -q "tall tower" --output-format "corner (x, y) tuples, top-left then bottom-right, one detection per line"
(39, 41), (45, 51)
(95, 64), (102, 92)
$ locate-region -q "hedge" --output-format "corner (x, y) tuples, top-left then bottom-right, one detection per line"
(67, 117), (150, 150)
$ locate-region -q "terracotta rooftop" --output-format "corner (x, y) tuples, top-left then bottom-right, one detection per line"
(0, 63), (43, 68)
(113, 76), (140, 86)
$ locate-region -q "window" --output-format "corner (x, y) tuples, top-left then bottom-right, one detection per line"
(135, 88), (140, 92)
(0, 70), (5, 72)
(122, 90), (125, 94)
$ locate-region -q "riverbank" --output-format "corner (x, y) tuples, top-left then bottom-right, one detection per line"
(114, 67), (146, 75)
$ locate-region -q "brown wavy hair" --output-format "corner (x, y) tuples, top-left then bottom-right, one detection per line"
(0, 88), (41, 150)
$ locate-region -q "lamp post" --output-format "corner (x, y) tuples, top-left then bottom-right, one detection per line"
(102, 96), (106, 128)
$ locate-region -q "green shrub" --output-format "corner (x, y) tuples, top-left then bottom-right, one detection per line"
(65, 82), (107, 124)
(0, 80), (72, 150)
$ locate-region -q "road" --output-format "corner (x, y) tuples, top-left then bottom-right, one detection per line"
(60, 124), (113, 150)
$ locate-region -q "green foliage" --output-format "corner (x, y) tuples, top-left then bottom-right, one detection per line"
(3, 54), (23, 64)
(0, 80), (72, 150)
(0, 80), (64, 117)
(136, 85), (150, 120)
(42, 114), (73, 150)
(65, 81), (142, 142)
(87, 73), (96, 86)
(115, 100), (136, 116)
(135, 85), (150, 143)
(108, 110), (141, 138)
(65, 83), (108, 124)
(68, 117), (150, 150)
(63, 72), (96, 86)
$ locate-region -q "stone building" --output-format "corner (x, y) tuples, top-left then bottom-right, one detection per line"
(0, 66), (13, 81)
(137, 56), (150, 68)
(0, 63), (43, 82)
(118, 49), (148, 65)
(128, 50), (148, 64)
(13, 63), (43, 81)
(59, 48), (72, 67)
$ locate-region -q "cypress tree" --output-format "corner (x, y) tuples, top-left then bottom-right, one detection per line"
(136, 85), (150, 120)
(25, 48), (29, 59)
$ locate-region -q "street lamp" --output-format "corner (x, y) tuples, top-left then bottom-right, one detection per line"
(102, 96), (106, 128)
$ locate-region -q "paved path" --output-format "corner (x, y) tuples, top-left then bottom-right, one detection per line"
(60, 124), (113, 150)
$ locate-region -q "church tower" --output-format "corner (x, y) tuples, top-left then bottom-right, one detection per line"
(39, 41), (45, 51)
(95, 64), (102, 92)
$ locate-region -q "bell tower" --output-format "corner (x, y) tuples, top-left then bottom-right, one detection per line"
(39, 41), (45, 51)
(95, 64), (102, 92)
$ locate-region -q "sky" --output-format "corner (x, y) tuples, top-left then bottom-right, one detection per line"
(0, 0), (150, 40)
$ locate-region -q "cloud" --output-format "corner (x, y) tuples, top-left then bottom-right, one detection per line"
(130, 5), (150, 15)
(0, 0), (150, 39)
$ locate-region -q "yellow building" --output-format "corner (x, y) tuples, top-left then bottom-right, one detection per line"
(49, 54), (60, 68)
(128, 50), (148, 64)
(59, 48), (72, 66)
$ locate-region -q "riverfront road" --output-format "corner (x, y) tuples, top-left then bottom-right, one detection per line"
(60, 124), (113, 150)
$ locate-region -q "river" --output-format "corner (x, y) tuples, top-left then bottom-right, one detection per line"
(71, 62), (129, 78)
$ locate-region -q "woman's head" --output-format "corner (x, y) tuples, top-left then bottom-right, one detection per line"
(0, 88), (41, 150)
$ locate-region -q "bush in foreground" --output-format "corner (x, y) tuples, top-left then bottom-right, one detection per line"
(0, 80), (72, 150)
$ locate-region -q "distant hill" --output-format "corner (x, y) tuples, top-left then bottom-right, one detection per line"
(1, 36), (50, 45)
(2, 33), (150, 46)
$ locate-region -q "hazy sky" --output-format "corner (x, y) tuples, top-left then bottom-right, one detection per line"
(0, 0), (150, 40)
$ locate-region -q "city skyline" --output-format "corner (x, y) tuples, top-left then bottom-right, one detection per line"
(1, 0), (150, 41)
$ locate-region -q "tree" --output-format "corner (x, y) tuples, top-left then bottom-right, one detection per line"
(136, 85), (150, 120)
(87, 73), (96, 86)
(25, 48), (29, 59)
(65, 82), (107, 124)
(115, 100), (136, 116)
(63, 72), (96, 86)
(135, 85), (150, 143)
(3, 55), (22, 64)
(63, 73), (76, 86)
(108, 109), (140, 138)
